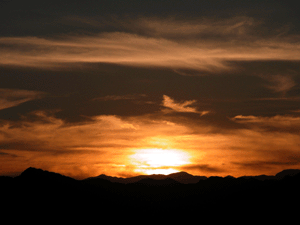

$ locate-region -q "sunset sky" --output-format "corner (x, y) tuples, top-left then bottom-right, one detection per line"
(1, 0), (300, 179)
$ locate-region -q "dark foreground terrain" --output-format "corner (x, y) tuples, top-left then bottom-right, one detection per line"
(1, 168), (300, 221)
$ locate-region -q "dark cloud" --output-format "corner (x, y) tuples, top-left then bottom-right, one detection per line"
(0, 88), (45, 111)
(233, 158), (300, 172)
(93, 94), (147, 101)
(181, 164), (225, 174)
(231, 114), (300, 134)
(0, 151), (17, 157)
(1, 0), (299, 37)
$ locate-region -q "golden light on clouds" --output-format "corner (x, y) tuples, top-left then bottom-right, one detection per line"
(163, 95), (197, 113)
(1, 91), (300, 178)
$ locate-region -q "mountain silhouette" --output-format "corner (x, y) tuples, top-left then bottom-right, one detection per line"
(1, 167), (300, 219)
(89, 171), (207, 184)
(275, 169), (300, 179)
(17, 167), (77, 184)
(133, 177), (180, 186)
(167, 171), (207, 184)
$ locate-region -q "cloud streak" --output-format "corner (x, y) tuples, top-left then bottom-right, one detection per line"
(93, 94), (146, 101)
(0, 88), (45, 111)
(233, 114), (300, 126)
(0, 17), (299, 72)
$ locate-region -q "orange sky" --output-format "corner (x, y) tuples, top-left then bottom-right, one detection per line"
(1, 100), (300, 179)
(1, 1), (300, 179)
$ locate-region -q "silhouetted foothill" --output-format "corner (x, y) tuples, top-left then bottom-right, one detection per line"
(134, 177), (180, 186)
(275, 169), (300, 179)
(17, 167), (76, 183)
(2, 167), (300, 217)
(88, 171), (207, 184)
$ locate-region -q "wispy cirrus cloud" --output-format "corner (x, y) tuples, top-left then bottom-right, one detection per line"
(71, 16), (256, 39)
(260, 74), (297, 95)
(1, 17), (299, 72)
(233, 114), (300, 124)
(132, 16), (257, 39)
(0, 33), (232, 71)
(232, 114), (300, 133)
(0, 88), (45, 111)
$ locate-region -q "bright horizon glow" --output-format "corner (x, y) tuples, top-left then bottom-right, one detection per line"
(129, 148), (191, 175)
(134, 168), (180, 175)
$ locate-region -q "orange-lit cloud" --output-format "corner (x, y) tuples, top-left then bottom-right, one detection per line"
(232, 114), (300, 131)
(162, 95), (197, 113)
(0, 111), (190, 178)
(1, 109), (300, 178)
(1, 17), (299, 72)
(162, 95), (209, 116)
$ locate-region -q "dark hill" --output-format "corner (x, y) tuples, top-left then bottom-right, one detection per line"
(2, 167), (300, 218)
(275, 169), (300, 179)
(239, 169), (300, 181)
(89, 171), (207, 184)
(168, 171), (207, 184)
(134, 177), (180, 186)
(90, 174), (127, 183)
(16, 167), (77, 184)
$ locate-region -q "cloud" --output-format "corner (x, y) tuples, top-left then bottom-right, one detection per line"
(262, 74), (296, 94)
(0, 88), (45, 111)
(162, 95), (210, 116)
(233, 114), (300, 126)
(93, 94), (146, 101)
(162, 95), (197, 113)
(232, 114), (300, 134)
(0, 33), (231, 72)
(233, 156), (300, 171)
(1, 110), (300, 178)
(134, 16), (257, 39)
(0, 17), (299, 72)
(181, 164), (224, 174)
(61, 16), (256, 39)
(0, 111), (190, 177)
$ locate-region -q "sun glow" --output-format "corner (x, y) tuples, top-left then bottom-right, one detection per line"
(130, 148), (191, 175)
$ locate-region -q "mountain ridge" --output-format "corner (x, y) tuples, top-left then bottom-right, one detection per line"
(89, 171), (208, 184)
(86, 169), (300, 184)
(2, 167), (300, 217)
(2, 167), (300, 184)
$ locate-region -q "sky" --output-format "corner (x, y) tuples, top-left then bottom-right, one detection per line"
(1, 0), (300, 179)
